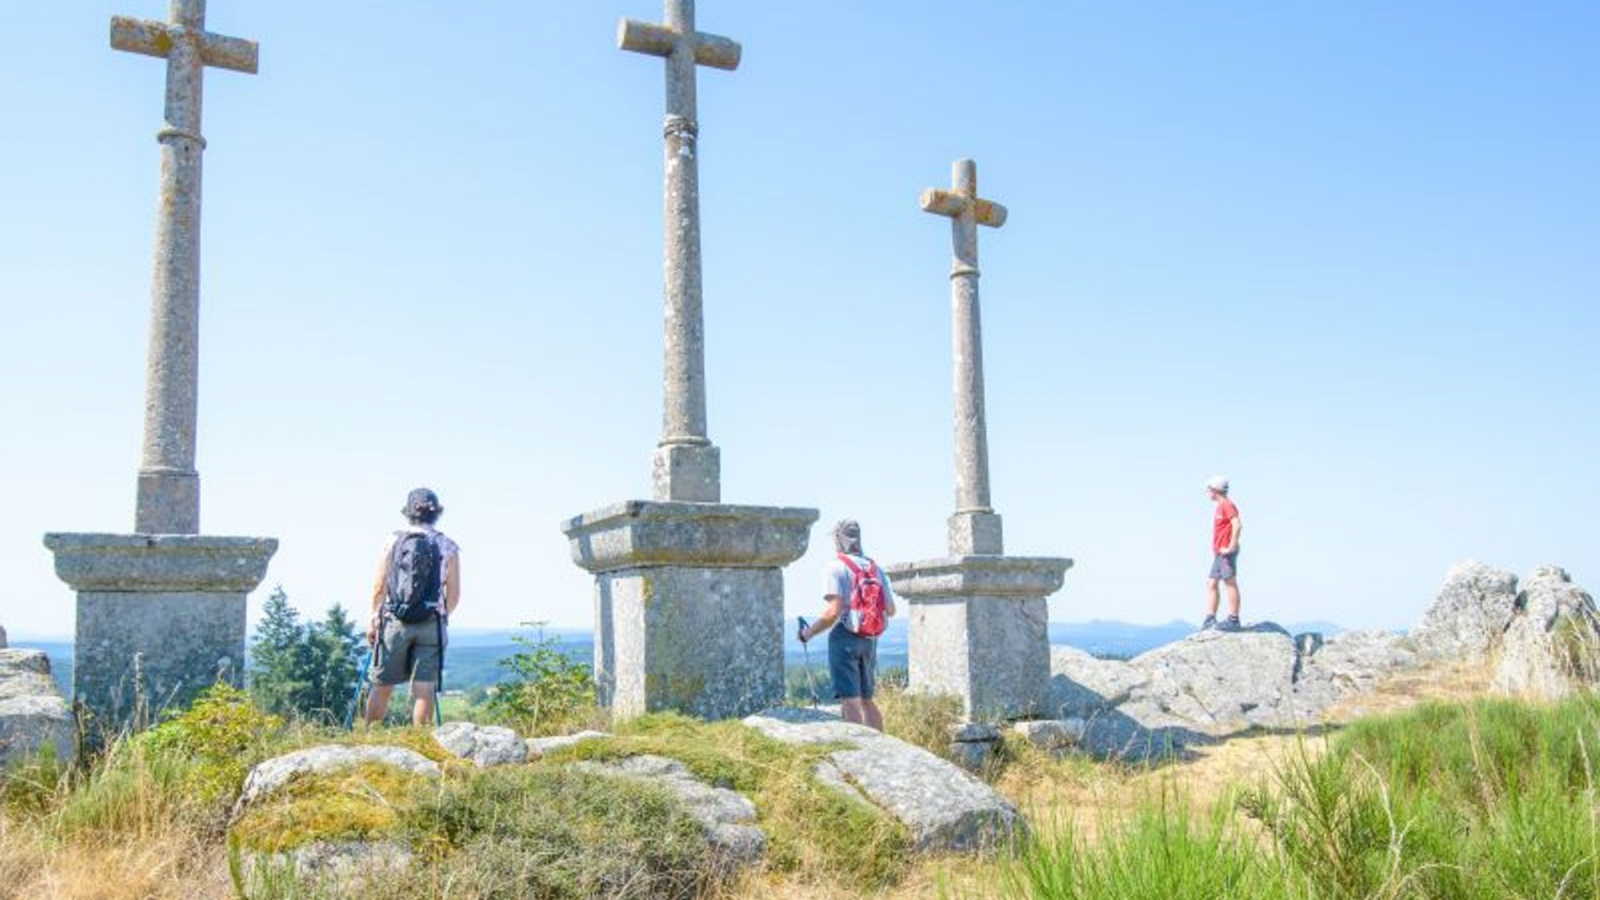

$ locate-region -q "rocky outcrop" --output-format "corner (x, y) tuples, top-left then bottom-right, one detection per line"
(1492, 566), (1600, 700)
(744, 706), (1020, 853)
(237, 744), (441, 810)
(0, 624), (7, 648)
(1409, 561), (1519, 662)
(1048, 622), (1417, 761)
(1049, 646), (1148, 717)
(0, 648), (74, 768)
(434, 722), (528, 767)
(574, 754), (766, 867)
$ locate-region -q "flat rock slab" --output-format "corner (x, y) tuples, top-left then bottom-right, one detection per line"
(434, 722), (528, 767)
(0, 649), (74, 768)
(526, 730), (610, 758)
(243, 840), (412, 895)
(743, 706), (1021, 854)
(574, 754), (765, 866)
(1012, 719), (1086, 750)
(238, 745), (440, 809)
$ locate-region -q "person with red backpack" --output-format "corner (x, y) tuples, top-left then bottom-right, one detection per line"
(798, 519), (897, 731)
(364, 487), (461, 726)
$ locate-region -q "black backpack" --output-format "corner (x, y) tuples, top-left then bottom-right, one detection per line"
(385, 531), (442, 624)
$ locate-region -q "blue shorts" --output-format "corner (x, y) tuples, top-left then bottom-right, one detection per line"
(828, 626), (877, 700)
(1209, 551), (1239, 581)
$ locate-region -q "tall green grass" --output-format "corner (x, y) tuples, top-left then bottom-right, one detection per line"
(998, 695), (1600, 900)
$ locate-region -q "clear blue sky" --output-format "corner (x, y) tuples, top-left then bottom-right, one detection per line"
(3, 1), (1595, 639)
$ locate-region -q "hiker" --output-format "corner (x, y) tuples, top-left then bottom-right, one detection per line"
(1201, 475), (1243, 632)
(365, 487), (461, 725)
(798, 519), (896, 731)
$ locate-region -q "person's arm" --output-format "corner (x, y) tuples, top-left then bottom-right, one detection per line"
(1221, 515), (1242, 555)
(444, 553), (461, 616)
(883, 574), (898, 619)
(367, 538), (395, 643)
(801, 595), (844, 642)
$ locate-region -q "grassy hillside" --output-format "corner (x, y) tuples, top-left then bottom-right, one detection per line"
(4, 663), (1595, 900)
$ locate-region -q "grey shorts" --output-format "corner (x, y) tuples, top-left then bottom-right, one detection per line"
(1209, 551), (1239, 581)
(828, 626), (877, 700)
(374, 615), (446, 686)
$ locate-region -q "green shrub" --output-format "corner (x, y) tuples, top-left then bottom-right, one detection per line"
(483, 623), (597, 736)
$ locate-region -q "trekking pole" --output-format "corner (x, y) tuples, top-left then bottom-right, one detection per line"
(344, 642), (374, 730)
(797, 616), (822, 708)
(434, 611), (446, 727)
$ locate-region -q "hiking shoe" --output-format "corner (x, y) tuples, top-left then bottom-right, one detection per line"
(1217, 615), (1242, 633)
(1199, 615), (1217, 632)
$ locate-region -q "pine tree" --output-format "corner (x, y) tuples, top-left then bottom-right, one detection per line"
(249, 586), (309, 717)
(304, 604), (364, 720)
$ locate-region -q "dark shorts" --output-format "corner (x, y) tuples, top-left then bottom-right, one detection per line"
(828, 626), (877, 701)
(1209, 551), (1239, 581)
(374, 615), (446, 686)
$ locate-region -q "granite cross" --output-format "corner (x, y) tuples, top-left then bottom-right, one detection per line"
(111, 0), (258, 534)
(921, 159), (1009, 555)
(619, 0), (741, 503)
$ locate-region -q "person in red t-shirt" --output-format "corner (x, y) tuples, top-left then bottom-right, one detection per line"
(1202, 476), (1243, 632)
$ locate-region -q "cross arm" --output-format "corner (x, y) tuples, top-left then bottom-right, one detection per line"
(919, 189), (1009, 228)
(617, 19), (741, 70)
(110, 16), (258, 74)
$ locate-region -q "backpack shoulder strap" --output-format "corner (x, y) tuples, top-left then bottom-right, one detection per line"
(837, 553), (865, 578)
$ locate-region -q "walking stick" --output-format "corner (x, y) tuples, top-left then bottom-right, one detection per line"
(344, 641), (375, 730)
(797, 616), (822, 708)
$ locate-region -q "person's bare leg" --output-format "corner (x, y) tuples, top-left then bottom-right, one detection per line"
(365, 684), (394, 724)
(840, 698), (865, 725)
(412, 681), (437, 727)
(861, 698), (884, 732)
(1224, 578), (1241, 619)
(1205, 577), (1221, 619)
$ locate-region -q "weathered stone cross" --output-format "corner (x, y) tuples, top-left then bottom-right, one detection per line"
(920, 159), (1009, 556)
(619, 0), (741, 504)
(111, 0), (258, 534)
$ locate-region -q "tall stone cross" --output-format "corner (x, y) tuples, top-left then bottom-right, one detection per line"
(921, 159), (1009, 556)
(618, 0), (741, 503)
(111, 0), (258, 534)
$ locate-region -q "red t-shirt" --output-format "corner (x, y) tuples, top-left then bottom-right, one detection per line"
(1212, 498), (1239, 554)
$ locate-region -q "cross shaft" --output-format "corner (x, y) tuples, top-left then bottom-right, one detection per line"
(922, 159), (1008, 555)
(111, 0), (257, 534)
(619, 0), (741, 504)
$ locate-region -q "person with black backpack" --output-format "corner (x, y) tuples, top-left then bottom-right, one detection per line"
(364, 487), (461, 726)
(797, 519), (896, 731)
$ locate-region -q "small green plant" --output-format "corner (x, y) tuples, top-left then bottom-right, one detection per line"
(134, 682), (285, 806)
(483, 622), (596, 735)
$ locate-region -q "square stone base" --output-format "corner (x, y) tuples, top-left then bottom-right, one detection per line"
(44, 533), (277, 731)
(595, 566), (785, 720)
(886, 555), (1072, 721)
(907, 593), (1051, 720)
(75, 591), (247, 727)
(564, 500), (818, 721)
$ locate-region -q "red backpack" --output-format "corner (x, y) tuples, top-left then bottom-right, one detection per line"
(838, 554), (888, 637)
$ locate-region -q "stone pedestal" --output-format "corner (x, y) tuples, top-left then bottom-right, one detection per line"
(886, 555), (1071, 721)
(44, 533), (276, 729)
(563, 501), (816, 721)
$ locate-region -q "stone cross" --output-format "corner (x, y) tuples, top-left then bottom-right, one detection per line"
(111, 0), (258, 534)
(618, 0), (740, 504)
(921, 159), (1008, 556)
